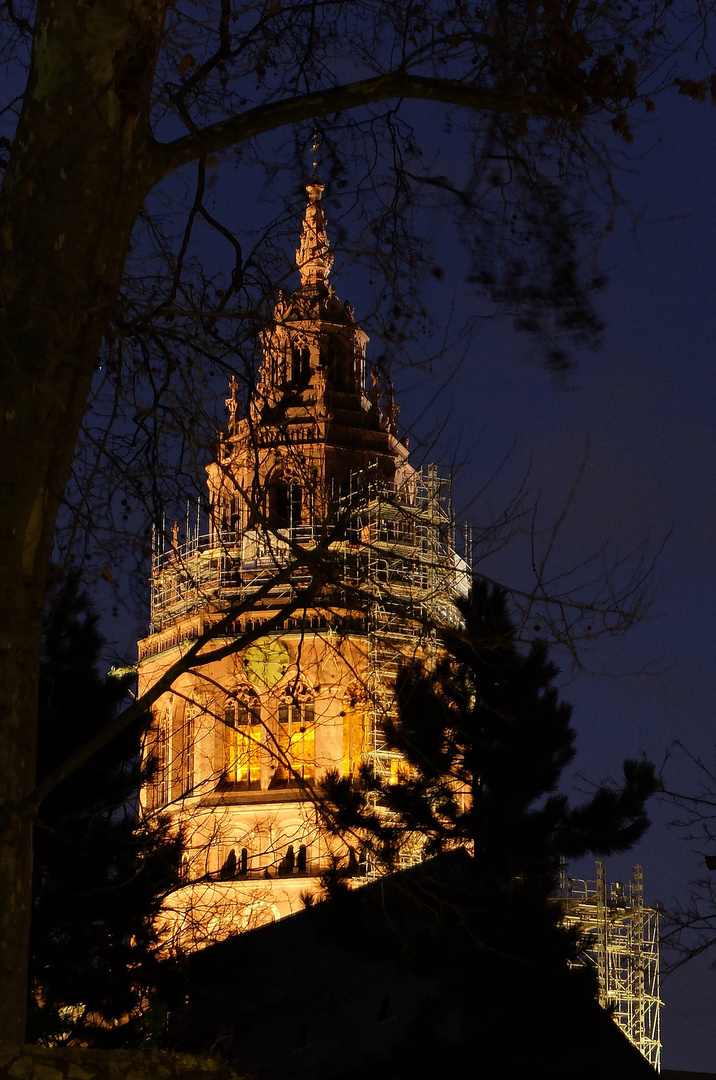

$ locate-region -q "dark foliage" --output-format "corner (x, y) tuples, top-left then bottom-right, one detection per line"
(28, 572), (182, 1046)
(174, 850), (656, 1079)
(321, 580), (658, 978)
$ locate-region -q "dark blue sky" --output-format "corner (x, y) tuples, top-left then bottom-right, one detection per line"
(392, 90), (716, 1070)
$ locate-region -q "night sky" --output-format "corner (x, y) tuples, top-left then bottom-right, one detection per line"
(389, 90), (716, 1070)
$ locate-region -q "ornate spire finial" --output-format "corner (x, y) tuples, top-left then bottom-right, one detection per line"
(296, 135), (334, 290)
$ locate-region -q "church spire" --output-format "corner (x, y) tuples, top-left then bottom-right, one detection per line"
(295, 135), (334, 291)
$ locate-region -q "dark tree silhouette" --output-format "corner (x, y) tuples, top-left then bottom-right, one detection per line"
(29, 573), (182, 1046)
(322, 580), (658, 976)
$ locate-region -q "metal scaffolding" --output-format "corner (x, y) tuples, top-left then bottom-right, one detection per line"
(330, 463), (470, 872)
(557, 862), (662, 1071)
(145, 460), (469, 880)
(363, 467), (460, 782)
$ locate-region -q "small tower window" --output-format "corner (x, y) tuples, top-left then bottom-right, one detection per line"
(150, 723), (169, 808)
(321, 335), (352, 389)
(182, 709), (195, 795)
(274, 483), (302, 534)
(291, 346), (310, 384)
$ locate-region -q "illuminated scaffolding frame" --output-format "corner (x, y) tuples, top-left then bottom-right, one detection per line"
(557, 862), (662, 1071)
(144, 458), (469, 876)
(333, 462), (470, 873)
(147, 466), (466, 628)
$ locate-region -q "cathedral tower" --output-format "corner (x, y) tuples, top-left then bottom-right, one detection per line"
(138, 171), (467, 950)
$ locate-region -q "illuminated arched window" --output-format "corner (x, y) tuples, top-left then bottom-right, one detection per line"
(224, 695), (261, 790)
(149, 722), (169, 808)
(148, 693), (179, 808)
(343, 684), (367, 777)
(271, 695), (315, 787)
(181, 706), (195, 795)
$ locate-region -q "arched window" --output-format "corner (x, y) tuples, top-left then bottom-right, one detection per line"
(291, 345), (311, 384)
(271, 696), (315, 787)
(343, 684), (367, 777)
(274, 482), (302, 534)
(149, 722), (169, 808)
(229, 495), (242, 536)
(148, 693), (180, 808)
(219, 849), (237, 880)
(224, 695), (261, 790)
(181, 706), (195, 795)
(321, 334), (352, 389)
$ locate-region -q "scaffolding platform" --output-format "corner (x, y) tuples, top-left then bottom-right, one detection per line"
(557, 861), (661, 1071)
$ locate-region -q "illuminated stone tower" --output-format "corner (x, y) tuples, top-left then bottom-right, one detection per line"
(138, 169), (468, 951)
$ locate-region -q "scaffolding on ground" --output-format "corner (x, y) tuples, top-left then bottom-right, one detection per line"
(557, 861), (661, 1071)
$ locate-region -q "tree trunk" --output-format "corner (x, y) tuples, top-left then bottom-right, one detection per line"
(0, 0), (167, 1043)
